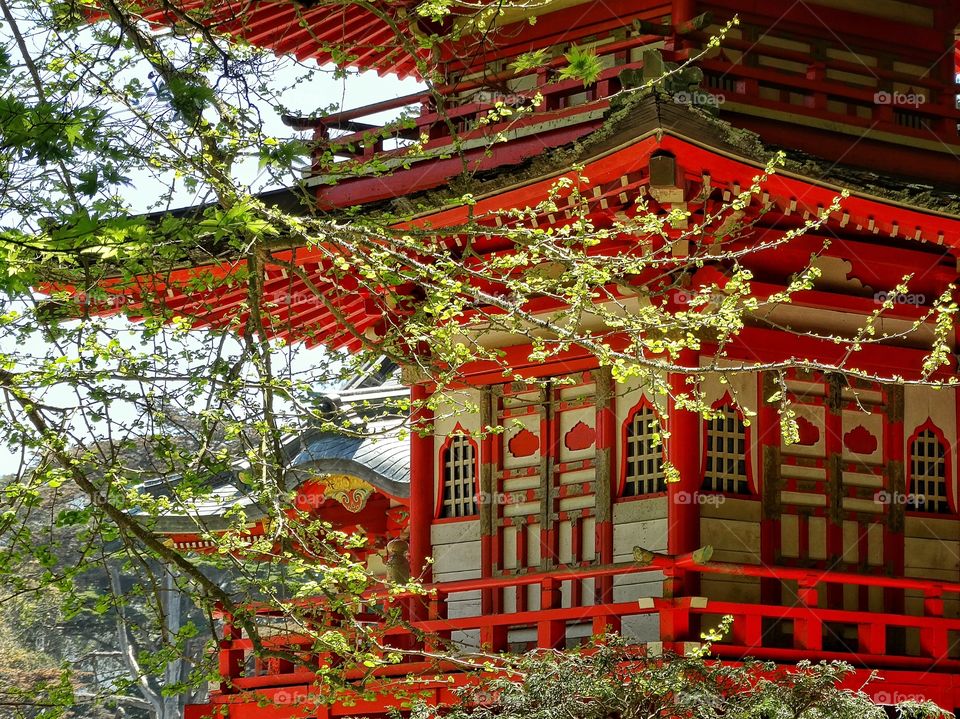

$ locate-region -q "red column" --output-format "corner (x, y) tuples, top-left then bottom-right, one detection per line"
(408, 381), (434, 583)
(667, 350), (700, 565)
(884, 385), (905, 613)
(825, 375), (844, 609)
(593, 368), (618, 635)
(218, 613), (243, 694)
(759, 373), (781, 606)
(672, 0), (694, 25)
(664, 349), (700, 652)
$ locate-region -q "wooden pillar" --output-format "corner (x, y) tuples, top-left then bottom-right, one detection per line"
(480, 385), (506, 650)
(539, 383), (557, 572)
(671, 0), (695, 26)
(538, 577), (565, 648)
(885, 385), (905, 613)
(920, 588), (948, 660)
(759, 373), (782, 606)
(408, 381), (434, 583)
(825, 373), (844, 609)
(538, 383), (564, 646)
(794, 579), (822, 651)
(592, 367), (619, 636)
(218, 615), (243, 694)
(667, 350), (700, 591)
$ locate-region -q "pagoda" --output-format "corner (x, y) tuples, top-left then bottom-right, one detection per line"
(74, 0), (960, 716)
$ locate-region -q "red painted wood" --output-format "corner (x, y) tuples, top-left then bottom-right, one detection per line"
(409, 382), (434, 583)
(595, 373), (616, 619)
(667, 349), (700, 600)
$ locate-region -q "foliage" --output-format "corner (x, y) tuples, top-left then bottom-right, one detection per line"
(410, 634), (948, 719)
(0, 0), (952, 716)
(558, 45), (602, 87)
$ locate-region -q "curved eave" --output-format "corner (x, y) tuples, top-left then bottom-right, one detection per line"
(49, 99), (960, 352)
(143, 428), (409, 534)
(289, 437), (410, 500)
(134, 0), (424, 79)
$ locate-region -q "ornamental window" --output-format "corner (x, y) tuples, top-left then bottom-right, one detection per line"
(703, 406), (749, 494)
(440, 435), (478, 518)
(909, 428), (949, 514)
(623, 404), (665, 496)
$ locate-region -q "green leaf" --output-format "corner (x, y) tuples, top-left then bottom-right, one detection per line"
(558, 45), (603, 87)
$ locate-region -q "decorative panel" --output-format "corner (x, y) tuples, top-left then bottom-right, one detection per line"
(492, 373), (600, 619)
(770, 370), (901, 613)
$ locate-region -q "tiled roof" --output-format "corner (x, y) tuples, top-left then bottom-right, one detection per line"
(139, 362), (411, 530)
(288, 428), (410, 498)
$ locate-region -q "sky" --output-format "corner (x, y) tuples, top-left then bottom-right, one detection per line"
(0, 54), (424, 472)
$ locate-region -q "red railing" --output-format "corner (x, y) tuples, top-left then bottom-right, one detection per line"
(294, 28), (960, 167)
(214, 556), (960, 695)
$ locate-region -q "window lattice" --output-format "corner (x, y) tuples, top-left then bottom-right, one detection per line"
(910, 429), (949, 514)
(703, 406), (749, 494)
(624, 406), (665, 496)
(441, 435), (478, 518)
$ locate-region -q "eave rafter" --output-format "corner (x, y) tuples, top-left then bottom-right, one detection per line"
(49, 126), (960, 357)
(128, 0), (426, 79)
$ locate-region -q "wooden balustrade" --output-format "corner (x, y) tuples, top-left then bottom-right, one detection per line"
(295, 27), (960, 169)
(213, 558), (960, 693)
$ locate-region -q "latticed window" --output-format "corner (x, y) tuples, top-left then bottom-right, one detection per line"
(624, 405), (665, 496)
(910, 429), (949, 514)
(703, 406), (749, 494)
(441, 435), (478, 518)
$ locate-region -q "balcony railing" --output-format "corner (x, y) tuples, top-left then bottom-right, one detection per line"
(213, 556), (960, 696)
(290, 28), (960, 172)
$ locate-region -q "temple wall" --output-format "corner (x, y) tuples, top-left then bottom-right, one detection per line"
(700, 498), (761, 603)
(427, 364), (960, 657)
(432, 520), (482, 649)
(612, 497), (664, 643)
(903, 385), (960, 633)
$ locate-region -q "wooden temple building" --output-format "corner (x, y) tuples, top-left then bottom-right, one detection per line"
(87, 0), (960, 715)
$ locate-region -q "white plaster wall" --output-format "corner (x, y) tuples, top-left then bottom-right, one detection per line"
(431, 520), (482, 582)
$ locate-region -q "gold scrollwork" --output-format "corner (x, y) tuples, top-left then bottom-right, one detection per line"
(318, 474), (374, 513)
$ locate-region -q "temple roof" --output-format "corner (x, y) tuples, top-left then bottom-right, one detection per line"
(287, 430), (409, 498)
(140, 359), (410, 532)
(51, 94), (960, 353)
(137, 0), (425, 79)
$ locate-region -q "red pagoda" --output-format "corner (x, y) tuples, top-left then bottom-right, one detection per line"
(85, 0), (960, 715)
